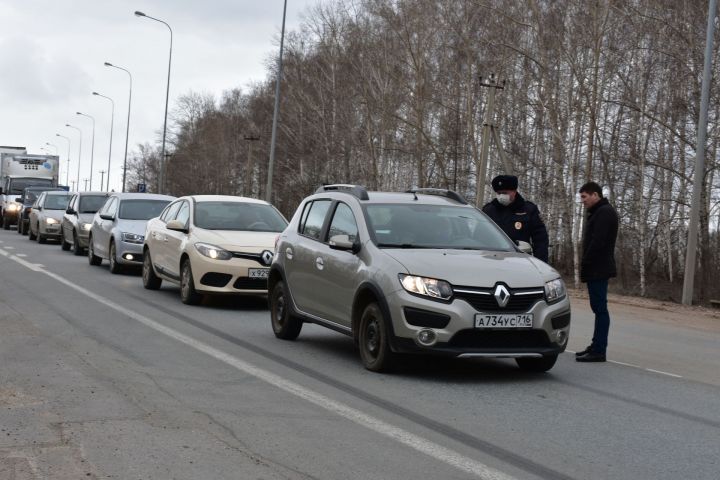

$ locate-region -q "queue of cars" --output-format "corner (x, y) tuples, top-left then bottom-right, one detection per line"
(16, 183), (570, 373)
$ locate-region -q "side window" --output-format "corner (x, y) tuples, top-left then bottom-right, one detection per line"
(175, 201), (190, 226)
(300, 200), (331, 240)
(106, 198), (119, 216)
(161, 202), (181, 223)
(298, 201), (313, 233)
(326, 203), (358, 243)
(33, 193), (44, 209)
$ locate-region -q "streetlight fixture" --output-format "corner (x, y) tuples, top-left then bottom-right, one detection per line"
(45, 142), (58, 154)
(65, 124), (83, 191)
(266, 0), (288, 203)
(55, 133), (71, 187)
(93, 91), (115, 191)
(105, 62), (133, 192)
(76, 112), (96, 190)
(135, 10), (172, 194)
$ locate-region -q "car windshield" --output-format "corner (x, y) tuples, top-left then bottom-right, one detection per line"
(11, 179), (53, 195)
(44, 194), (72, 210)
(118, 199), (171, 220)
(79, 195), (108, 214)
(194, 201), (287, 232)
(365, 204), (515, 251)
(24, 190), (43, 204)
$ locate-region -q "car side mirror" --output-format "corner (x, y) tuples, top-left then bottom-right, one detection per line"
(166, 219), (188, 233)
(329, 234), (360, 253)
(99, 213), (114, 221)
(516, 240), (533, 255)
(15, 197), (22, 202)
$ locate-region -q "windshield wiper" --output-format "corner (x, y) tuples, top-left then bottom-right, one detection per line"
(377, 243), (435, 249)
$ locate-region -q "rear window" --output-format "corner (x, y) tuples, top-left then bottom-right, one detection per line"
(44, 194), (72, 210)
(118, 200), (171, 220)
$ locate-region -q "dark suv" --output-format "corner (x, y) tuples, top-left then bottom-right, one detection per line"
(269, 185), (571, 372)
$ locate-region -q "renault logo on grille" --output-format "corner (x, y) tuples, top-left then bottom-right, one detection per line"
(494, 284), (511, 308)
(261, 250), (274, 266)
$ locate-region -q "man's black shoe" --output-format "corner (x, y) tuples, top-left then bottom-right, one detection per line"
(575, 345), (593, 357)
(576, 351), (606, 362)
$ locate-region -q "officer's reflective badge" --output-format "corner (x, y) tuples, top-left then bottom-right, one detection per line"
(515, 222), (522, 230)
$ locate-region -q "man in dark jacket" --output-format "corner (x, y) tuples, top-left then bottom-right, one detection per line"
(482, 175), (549, 263)
(576, 181), (619, 363)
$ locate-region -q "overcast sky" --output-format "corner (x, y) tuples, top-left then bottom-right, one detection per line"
(0, 0), (317, 191)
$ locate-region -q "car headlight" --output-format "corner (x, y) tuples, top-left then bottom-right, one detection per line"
(545, 278), (566, 303)
(194, 242), (232, 260)
(45, 217), (59, 224)
(81, 222), (92, 231)
(120, 232), (144, 244)
(399, 274), (453, 301)
(6, 203), (20, 212)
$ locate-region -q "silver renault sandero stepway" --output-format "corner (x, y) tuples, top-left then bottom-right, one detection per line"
(269, 185), (571, 373)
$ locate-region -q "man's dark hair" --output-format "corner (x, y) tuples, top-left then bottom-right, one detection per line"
(579, 182), (603, 196)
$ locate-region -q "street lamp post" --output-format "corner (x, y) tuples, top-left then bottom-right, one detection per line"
(45, 142), (58, 154)
(135, 10), (172, 194)
(93, 91), (115, 191)
(266, 0), (288, 203)
(65, 124), (82, 191)
(76, 112), (96, 190)
(55, 133), (71, 187)
(105, 62), (133, 192)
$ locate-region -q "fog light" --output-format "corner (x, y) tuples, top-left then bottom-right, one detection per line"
(125, 254), (134, 261)
(556, 330), (568, 345)
(417, 329), (437, 346)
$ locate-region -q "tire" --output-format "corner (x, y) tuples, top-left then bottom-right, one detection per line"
(142, 251), (162, 290)
(358, 302), (396, 372)
(3, 216), (10, 230)
(61, 234), (71, 251)
(516, 354), (558, 373)
(18, 220), (25, 235)
(37, 225), (47, 243)
(180, 259), (202, 305)
(28, 224), (36, 240)
(17, 220), (23, 235)
(270, 281), (303, 340)
(108, 242), (123, 274)
(87, 237), (102, 266)
(72, 231), (84, 256)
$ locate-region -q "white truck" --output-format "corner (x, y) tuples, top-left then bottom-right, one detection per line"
(0, 151), (59, 229)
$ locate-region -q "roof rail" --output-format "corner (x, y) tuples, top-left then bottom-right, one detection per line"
(405, 188), (468, 205)
(315, 184), (370, 200)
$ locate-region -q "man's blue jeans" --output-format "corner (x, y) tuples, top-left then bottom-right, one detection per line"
(587, 279), (610, 354)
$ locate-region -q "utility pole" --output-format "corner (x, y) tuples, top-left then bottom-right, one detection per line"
(243, 135), (260, 196)
(83, 178), (89, 191)
(99, 170), (106, 191)
(266, 0), (288, 203)
(682, 0), (717, 305)
(70, 180), (77, 192)
(475, 74), (506, 206)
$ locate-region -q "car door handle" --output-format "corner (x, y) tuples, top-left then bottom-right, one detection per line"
(315, 257), (324, 270)
(285, 247), (293, 260)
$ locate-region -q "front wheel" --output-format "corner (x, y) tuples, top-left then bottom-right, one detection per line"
(72, 231), (84, 256)
(270, 281), (303, 340)
(61, 233), (71, 251)
(109, 242), (123, 274)
(2, 216), (10, 230)
(142, 251), (162, 290)
(358, 303), (396, 372)
(180, 259), (202, 305)
(28, 224), (37, 241)
(88, 237), (102, 266)
(516, 354), (558, 372)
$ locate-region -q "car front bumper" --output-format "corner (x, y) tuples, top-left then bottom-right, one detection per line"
(385, 288), (571, 357)
(190, 250), (270, 295)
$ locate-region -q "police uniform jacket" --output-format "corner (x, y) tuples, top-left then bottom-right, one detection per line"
(482, 193), (549, 263)
(580, 197), (618, 282)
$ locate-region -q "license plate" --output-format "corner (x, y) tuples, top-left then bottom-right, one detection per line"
(248, 268), (269, 279)
(475, 313), (533, 328)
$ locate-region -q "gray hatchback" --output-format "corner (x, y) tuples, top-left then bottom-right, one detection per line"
(269, 185), (571, 372)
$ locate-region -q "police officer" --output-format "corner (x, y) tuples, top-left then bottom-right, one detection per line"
(482, 175), (549, 263)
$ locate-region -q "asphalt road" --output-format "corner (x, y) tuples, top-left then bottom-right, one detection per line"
(0, 227), (718, 480)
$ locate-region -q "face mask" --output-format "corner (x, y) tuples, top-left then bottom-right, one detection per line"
(496, 194), (511, 206)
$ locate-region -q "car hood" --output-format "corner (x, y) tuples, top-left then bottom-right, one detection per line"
(116, 219), (149, 235)
(42, 210), (66, 221)
(77, 213), (95, 223)
(382, 249), (558, 288)
(193, 229), (278, 252)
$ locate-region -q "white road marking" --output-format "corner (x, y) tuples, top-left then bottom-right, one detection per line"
(5, 246), (14, 249)
(1, 251), (516, 480)
(645, 368), (683, 378)
(16, 253), (27, 257)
